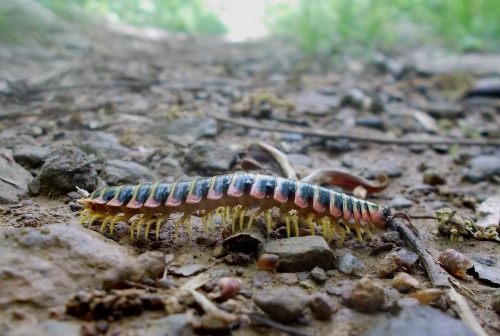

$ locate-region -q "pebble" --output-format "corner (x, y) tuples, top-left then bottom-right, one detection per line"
(462, 154), (500, 183)
(184, 141), (236, 173)
(422, 102), (464, 119)
(423, 171), (447, 185)
(13, 145), (51, 169)
(101, 159), (156, 185)
(326, 285), (342, 296)
(0, 152), (33, 203)
(299, 279), (316, 289)
(295, 90), (340, 116)
(355, 116), (385, 130)
(337, 253), (365, 276)
(389, 196), (412, 210)
(252, 270), (273, 289)
(277, 273), (299, 286)
(363, 305), (475, 336)
(342, 277), (385, 313)
(146, 118), (218, 140)
(309, 293), (338, 320)
(145, 314), (195, 336)
(397, 248), (419, 270)
(212, 245), (227, 258)
(364, 165), (403, 179)
(325, 139), (356, 153)
(9, 320), (81, 336)
(28, 147), (98, 196)
(170, 265), (208, 277)
(78, 132), (130, 160)
(257, 236), (336, 272)
(377, 252), (403, 278)
(492, 289), (500, 314)
(253, 288), (311, 323)
(309, 266), (328, 284)
(381, 231), (400, 243)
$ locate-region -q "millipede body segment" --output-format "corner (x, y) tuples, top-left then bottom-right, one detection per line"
(78, 172), (392, 245)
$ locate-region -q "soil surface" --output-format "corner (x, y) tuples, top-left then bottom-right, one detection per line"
(0, 16), (500, 336)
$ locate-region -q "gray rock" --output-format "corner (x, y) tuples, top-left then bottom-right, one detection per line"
(389, 196), (412, 210)
(145, 314), (195, 336)
(364, 165), (403, 179)
(10, 320), (81, 336)
(355, 116), (385, 130)
(295, 90), (340, 115)
(28, 147), (97, 196)
(423, 171), (447, 185)
(309, 266), (328, 283)
(338, 253), (365, 276)
(13, 145), (51, 169)
(0, 224), (133, 308)
(146, 118), (218, 140)
(325, 139), (356, 153)
(0, 153), (33, 203)
(492, 289), (500, 314)
(170, 264), (207, 277)
(253, 288), (310, 323)
(185, 141), (236, 173)
(412, 50), (500, 76)
(101, 159), (156, 185)
(420, 102), (464, 119)
(78, 132), (130, 160)
(462, 155), (500, 183)
(381, 231), (401, 243)
(309, 293), (338, 320)
(342, 277), (385, 313)
(363, 305), (475, 336)
(257, 236), (336, 272)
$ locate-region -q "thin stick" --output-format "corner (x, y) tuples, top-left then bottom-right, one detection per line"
(390, 219), (488, 336)
(213, 115), (500, 146)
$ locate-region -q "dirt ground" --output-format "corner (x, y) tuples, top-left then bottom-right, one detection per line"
(0, 17), (499, 336)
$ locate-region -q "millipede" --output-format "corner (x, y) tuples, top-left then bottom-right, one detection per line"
(78, 172), (393, 245)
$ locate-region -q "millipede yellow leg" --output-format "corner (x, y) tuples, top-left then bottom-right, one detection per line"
(207, 212), (215, 231)
(337, 227), (346, 246)
(291, 215), (299, 237)
(355, 228), (363, 242)
(185, 216), (192, 239)
(265, 210), (273, 233)
(79, 209), (92, 224)
(155, 218), (165, 240)
(239, 207), (248, 231)
(87, 214), (107, 227)
(109, 215), (130, 235)
(365, 227), (374, 241)
(144, 219), (157, 239)
(130, 218), (140, 239)
(201, 216), (210, 235)
(248, 207), (265, 229)
(305, 216), (315, 236)
(327, 223), (337, 243)
(282, 213), (291, 237)
(231, 206), (241, 232)
(100, 216), (112, 232)
(136, 216), (151, 238)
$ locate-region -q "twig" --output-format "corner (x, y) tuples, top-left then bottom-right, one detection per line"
(390, 219), (488, 336)
(248, 313), (314, 336)
(213, 115), (500, 146)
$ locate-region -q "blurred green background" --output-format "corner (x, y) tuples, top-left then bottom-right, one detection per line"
(1, 0), (499, 55)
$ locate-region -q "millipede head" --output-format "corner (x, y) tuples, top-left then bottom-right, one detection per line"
(372, 207), (392, 231)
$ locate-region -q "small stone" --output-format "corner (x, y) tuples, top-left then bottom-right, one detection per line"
(377, 252), (402, 278)
(170, 264), (207, 277)
(408, 145), (427, 154)
(28, 147), (98, 196)
(212, 246), (228, 258)
(364, 165), (403, 179)
(185, 141), (236, 173)
(381, 231), (400, 243)
(363, 305), (475, 336)
(277, 273), (299, 286)
(397, 248), (419, 270)
(389, 196), (412, 210)
(78, 132), (130, 160)
(309, 267), (328, 284)
(462, 154), (500, 183)
(309, 293), (338, 320)
(253, 288), (310, 324)
(325, 139), (356, 153)
(326, 286), (342, 296)
(257, 236), (336, 272)
(396, 297), (420, 310)
(423, 171), (447, 186)
(492, 289), (500, 314)
(342, 277), (385, 313)
(252, 270), (273, 289)
(13, 145), (51, 169)
(432, 145), (450, 154)
(297, 272), (309, 281)
(145, 314), (195, 336)
(299, 279), (315, 289)
(101, 159), (156, 185)
(338, 253), (365, 276)
(146, 118), (218, 140)
(0, 152), (33, 203)
(355, 116), (384, 130)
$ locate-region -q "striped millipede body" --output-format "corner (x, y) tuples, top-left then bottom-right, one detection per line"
(78, 172), (392, 245)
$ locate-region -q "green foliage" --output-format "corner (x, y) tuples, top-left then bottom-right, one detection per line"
(265, 0), (500, 56)
(36, 0), (227, 36)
